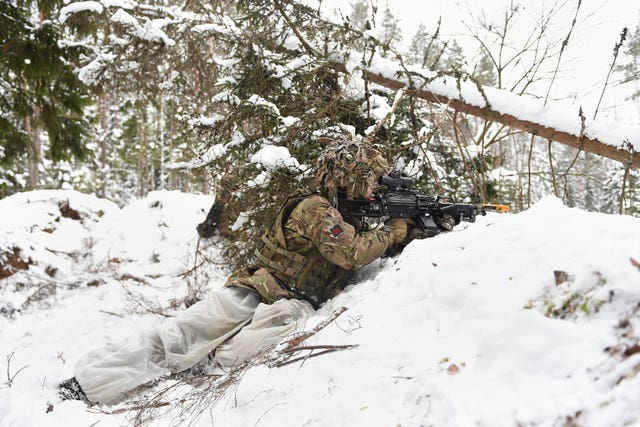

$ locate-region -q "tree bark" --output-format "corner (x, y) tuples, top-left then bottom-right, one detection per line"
(25, 113), (41, 190)
(137, 108), (148, 198)
(98, 93), (109, 198)
(158, 96), (166, 190)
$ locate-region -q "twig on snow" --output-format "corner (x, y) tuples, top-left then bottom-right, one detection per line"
(275, 344), (359, 368)
(4, 350), (29, 388)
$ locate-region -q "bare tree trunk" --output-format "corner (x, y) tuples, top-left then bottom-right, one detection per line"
(548, 140), (559, 197)
(98, 93), (109, 198)
(620, 165), (630, 214)
(451, 112), (483, 201)
(137, 108), (148, 198)
(193, 67), (209, 195)
(584, 152), (592, 208)
(527, 134), (534, 208)
(167, 104), (176, 191)
(25, 14), (45, 191)
(201, 171), (210, 194)
(25, 113), (41, 190)
(158, 96), (166, 190)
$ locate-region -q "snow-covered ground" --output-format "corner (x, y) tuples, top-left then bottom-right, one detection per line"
(1, 190), (639, 426)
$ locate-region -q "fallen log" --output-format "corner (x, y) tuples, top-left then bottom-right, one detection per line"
(332, 59), (640, 168)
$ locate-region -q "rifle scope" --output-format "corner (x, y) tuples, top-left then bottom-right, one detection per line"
(378, 174), (413, 191)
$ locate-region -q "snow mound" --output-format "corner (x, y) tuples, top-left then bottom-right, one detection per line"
(92, 190), (219, 276)
(1, 191), (639, 426)
(0, 190), (119, 286)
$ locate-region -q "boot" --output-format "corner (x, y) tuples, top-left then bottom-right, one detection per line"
(58, 377), (89, 403)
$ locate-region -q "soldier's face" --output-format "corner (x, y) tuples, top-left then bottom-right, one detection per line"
(365, 181), (377, 198)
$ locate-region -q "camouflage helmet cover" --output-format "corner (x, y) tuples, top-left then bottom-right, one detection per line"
(315, 139), (390, 198)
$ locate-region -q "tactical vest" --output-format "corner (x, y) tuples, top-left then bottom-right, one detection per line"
(254, 195), (352, 307)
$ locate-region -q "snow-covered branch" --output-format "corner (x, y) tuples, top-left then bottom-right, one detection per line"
(331, 53), (640, 168)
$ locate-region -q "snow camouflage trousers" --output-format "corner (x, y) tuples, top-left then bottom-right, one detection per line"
(226, 195), (393, 307)
(74, 287), (313, 403)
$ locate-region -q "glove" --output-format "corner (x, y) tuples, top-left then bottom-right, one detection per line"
(433, 214), (456, 232)
(384, 218), (411, 244)
(407, 227), (437, 241)
(196, 203), (222, 238)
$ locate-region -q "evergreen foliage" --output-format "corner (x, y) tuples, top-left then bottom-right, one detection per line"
(619, 23), (640, 99)
(0, 0), (637, 264)
(0, 1), (90, 195)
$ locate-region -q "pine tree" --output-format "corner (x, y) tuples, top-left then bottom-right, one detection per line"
(2, 0), (632, 247)
(473, 51), (498, 86)
(52, 0), (224, 203)
(407, 22), (446, 69)
(378, 4), (402, 55)
(443, 40), (466, 71)
(0, 1), (90, 194)
(615, 20), (640, 214)
(618, 22), (640, 99)
(349, 0), (370, 32)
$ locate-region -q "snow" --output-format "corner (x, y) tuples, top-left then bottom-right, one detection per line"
(212, 90), (241, 105)
(78, 53), (117, 85)
(110, 8), (138, 27)
(100, 0), (134, 9)
(0, 190), (119, 276)
(58, 1), (104, 24)
(137, 20), (176, 47)
(362, 93), (394, 121)
(167, 144), (228, 171)
(1, 190), (640, 426)
(279, 116), (300, 127)
(230, 211), (251, 232)
(88, 5), (176, 47)
(246, 94), (281, 116)
(249, 145), (300, 169)
(187, 114), (225, 127)
(191, 23), (228, 35)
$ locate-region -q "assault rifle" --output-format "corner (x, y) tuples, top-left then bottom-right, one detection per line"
(337, 173), (509, 235)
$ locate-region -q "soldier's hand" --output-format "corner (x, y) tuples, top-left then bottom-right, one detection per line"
(433, 214), (456, 232)
(384, 218), (411, 244)
(407, 227), (437, 241)
(196, 203), (222, 238)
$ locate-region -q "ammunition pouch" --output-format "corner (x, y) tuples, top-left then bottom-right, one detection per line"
(254, 195), (351, 307)
(255, 235), (348, 307)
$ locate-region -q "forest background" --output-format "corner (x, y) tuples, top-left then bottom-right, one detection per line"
(2, 0), (640, 266)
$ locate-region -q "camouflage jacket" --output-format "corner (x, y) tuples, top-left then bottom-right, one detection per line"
(225, 194), (395, 307)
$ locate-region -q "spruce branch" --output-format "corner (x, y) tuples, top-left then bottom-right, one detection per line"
(363, 88), (405, 141)
(273, 0), (317, 57)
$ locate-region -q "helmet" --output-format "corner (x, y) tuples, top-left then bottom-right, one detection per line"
(315, 139), (390, 198)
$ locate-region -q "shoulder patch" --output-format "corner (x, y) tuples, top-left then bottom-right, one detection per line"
(329, 223), (344, 238)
